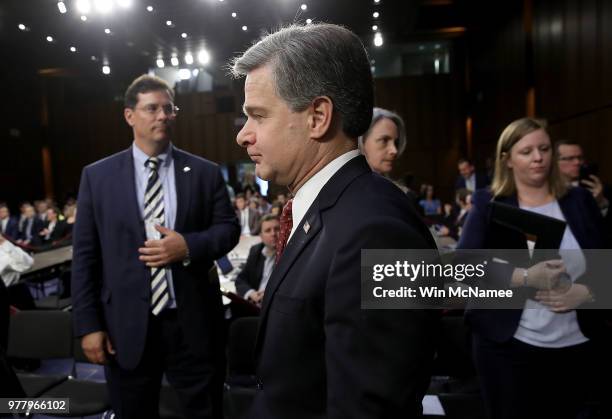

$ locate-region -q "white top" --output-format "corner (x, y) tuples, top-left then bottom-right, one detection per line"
(513, 200), (588, 348)
(289, 149), (360, 242)
(240, 209), (251, 235)
(0, 240), (34, 286)
(465, 173), (476, 192)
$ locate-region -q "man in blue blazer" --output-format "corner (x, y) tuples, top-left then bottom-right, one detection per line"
(0, 205), (18, 240)
(72, 75), (240, 419)
(232, 24), (439, 419)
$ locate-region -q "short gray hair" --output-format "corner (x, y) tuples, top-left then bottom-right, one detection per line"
(230, 23), (374, 139)
(358, 107), (407, 156)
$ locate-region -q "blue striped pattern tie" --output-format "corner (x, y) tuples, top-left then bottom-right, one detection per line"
(145, 157), (169, 315)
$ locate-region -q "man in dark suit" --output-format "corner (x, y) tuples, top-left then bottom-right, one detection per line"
(455, 158), (490, 192)
(39, 207), (69, 246)
(72, 75), (240, 419)
(16, 204), (43, 247)
(235, 214), (279, 306)
(232, 23), (439, 418)
(0, 205), (18, 240)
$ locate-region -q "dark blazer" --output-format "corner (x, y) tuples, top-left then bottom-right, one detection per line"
(1, 217), (19, 240)
(454, 172), (490, 191)
(41, 220), (70, 244)
(17, 217), (44, 246)
(235, 242), (267, 297)
(249, 156), (439, 419)
(458, 187), (607, 343)
(236, 208), (261, 235)
(71, 146), (240, 369)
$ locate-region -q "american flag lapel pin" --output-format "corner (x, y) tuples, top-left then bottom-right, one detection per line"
(303, 221), (310, 234)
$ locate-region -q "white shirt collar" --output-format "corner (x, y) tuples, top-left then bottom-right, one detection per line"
(289, 149), (360, 240)
(132, 142), (173, 169)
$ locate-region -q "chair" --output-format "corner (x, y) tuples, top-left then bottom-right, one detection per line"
(224, 316), (259, 419)
(7, 310), (72, 397)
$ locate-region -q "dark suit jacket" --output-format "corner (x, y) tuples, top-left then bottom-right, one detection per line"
(454, 172), (490, 191)
(458, 187), (607, 343)
(249, 156), (439, 419)
(71, 146), (240, 369)
(235, 242), (266, 297)
(42, 220), (70, 244)
(17, 217), (44, 246)
(1, 218), (19, 240)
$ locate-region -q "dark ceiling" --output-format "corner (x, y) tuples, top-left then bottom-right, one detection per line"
(0, 0), (464, 82)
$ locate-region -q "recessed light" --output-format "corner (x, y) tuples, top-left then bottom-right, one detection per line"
(166, 20), (172, 26)
(46, 36), (54, 42)
(231, 12), (237, 18)
(373, 12), (379, 18)
(18, 23), (26, 30)
(181, 32), (188, 39)
(70, 46), (77, 52)
(301, 4), (307, 11)
(146, 5), (153, 12)
(242, 25), (247, 31)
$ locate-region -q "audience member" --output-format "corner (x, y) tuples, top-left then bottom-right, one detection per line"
(419, 184), (442, 216)
(34, 200), (49, 223)
(358, 107), (406, 176)
(234, 215), (279, 306)
(0, 233), (34, 286)
(235, 193), (260, 235)
(16, 204), (43, 247)
(0, 205), (18, 240)
(455, 158), (490, 192)
(458, 117), (607, 419)
(39, 206), (69, 246)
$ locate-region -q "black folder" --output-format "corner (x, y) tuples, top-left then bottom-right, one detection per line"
(490, 201), (566, 249)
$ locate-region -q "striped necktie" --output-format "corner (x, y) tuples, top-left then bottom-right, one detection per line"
(145, 157), (169, 315)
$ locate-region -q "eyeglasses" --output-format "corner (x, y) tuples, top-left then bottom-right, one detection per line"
(558, 155), (584, 162)
(136, 103), (180, 116)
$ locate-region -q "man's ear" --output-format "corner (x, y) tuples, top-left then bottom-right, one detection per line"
(124, 108), (135, 127)
(308, 96), (333, 140)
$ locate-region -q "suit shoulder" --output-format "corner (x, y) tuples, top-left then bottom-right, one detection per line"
(173, 147), (220, 171)
(83, 149), (129, 173)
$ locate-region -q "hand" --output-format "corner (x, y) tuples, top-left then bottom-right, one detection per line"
(438, 226), (450, 236)
(535, 284), (592, 312)
(139, 225), (188, 267)
(0, 234), (5, 245)
(524, 259), (566, 290)
(81, 331), (115, 364)
(39, 229), (49, 236)
(581, 175), (606, 206)
(248, 290), (265, 305)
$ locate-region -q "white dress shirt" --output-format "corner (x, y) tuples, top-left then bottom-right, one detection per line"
(289, 149), (360, 242)
(0, 240), (34, 286)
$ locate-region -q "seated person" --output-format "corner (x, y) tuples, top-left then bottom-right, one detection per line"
(0, 233), (34, 287)
(39, 207), (69, 246)
(16, 204), (43, 247)
(235, 215), (279, 306)
(0, 205), (18, 240)
(235, 193), (261, 236)
(418, 184), (442, 216)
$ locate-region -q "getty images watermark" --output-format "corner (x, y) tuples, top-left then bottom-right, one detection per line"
(361, 249), (612, 310)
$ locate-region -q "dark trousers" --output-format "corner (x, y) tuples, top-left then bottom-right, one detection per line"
(472, 334), (601, 419)
(105, 310), (223, 419)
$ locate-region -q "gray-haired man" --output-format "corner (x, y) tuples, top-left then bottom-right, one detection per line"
(231, 23), (438, 419)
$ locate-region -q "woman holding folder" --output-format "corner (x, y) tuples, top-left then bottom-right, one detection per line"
(458, 117), (608, 419)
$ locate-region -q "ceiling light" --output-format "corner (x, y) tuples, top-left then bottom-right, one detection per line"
(374, 0), (381, 3)
(178, 69), (191, 80)
(102, 65), (111, 75)
(185, 52), (194, 65)
(171, 56), (179, 66)
(231, 12), (237, 18)
(116, 0), (132, 8)
(372, 25), (378, 31)
(197, 49), (210, 65)
(374, 32), (383, 47)
(301, 4), (307, 11)
(373, 11), (380, 18)
(76, 0), (91, 14)
(104, 28), (111, 34)
(91, 55), (97, 61)
(94, 0), (113, 14)
(18, 23), (26, 30)
(57, 1), (67, 14)
(70, 46), (77, 52)
(156, 58), (165, 68)
(306, 19), (312, 24)
(46, 36), (54, 42)
(181, 32), (188, 38)
(241, 25), (247, 31)
(192, 68), (199, 77)
(146, 5), (153, 12)
(80, 15), (88, 21)
(166, 20), (172, 26)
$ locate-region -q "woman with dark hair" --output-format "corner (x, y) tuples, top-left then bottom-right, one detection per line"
(458, 117), (608, 419)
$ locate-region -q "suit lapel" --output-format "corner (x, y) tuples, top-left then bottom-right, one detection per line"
(172, 147), (191, 232)
(255, 155), (371, 353)
(119, 149), (143, 230)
